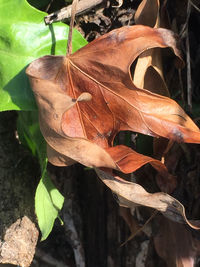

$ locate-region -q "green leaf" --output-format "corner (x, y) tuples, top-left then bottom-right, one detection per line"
(0, 0), (87, 111)
(17, 112), (64, 240)
(17, 111), (46, 166)
(2, 0), (87, 241)
(35, 160), (64, 241)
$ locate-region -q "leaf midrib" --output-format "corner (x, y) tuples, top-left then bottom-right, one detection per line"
(68, 59), (153, 135)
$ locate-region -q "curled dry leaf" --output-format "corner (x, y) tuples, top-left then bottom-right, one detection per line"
(134, 0), (178, 193)
(134, 0), (160, 27)
(133, 0), (169, 96)
(26, 25), (200, 228)
(96, 169), (200, 229)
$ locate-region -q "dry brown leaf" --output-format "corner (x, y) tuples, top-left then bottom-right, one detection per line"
(26, 26), (200, 170)
(96, 168), (200, 229)
(26, 25), (200, 229)
(135, 0), (160, 27)
(133, 0), (170, 96)
(133, 49), (169, 96)
(134, 0), (178, 193)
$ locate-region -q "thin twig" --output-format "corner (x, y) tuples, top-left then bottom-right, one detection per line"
(179, 1), (191, 38)
(67, 0), (78, 55)
(120, 210), (158, 247)
(190, 0), (200, 13)
(45, 0), (104, 24)
(45, 0), (54, 13)
(186, 1), (192, 112)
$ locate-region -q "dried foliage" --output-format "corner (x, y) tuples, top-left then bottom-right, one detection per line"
(26, 23), (200, 232)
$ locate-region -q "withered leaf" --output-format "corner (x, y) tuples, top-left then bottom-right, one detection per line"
(135, 0), (160, 27)
(134, 0), (172, 180)
(26, 25), (200, 172)
(26, 25), (200, 228)
(134, 0), (169, 97)
(96, 168), (200, 229)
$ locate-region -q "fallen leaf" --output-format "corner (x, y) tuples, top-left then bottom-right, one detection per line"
(133, 0), (179, 193)
(135, 0), (160, 28)
(133, 0), (169, 96)
(95, 168), (200, 229)
(26, 25), (200, 168)
(26, 25), (200, 228)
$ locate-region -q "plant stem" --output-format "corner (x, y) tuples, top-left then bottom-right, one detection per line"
(67, 0), (78, 56)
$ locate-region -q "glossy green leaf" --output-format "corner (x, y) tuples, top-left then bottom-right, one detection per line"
(17, 111), (46, 166)
(17, 112), (64, 240)
(0, 0), (87, 111)
(35, 160), (64, 241)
